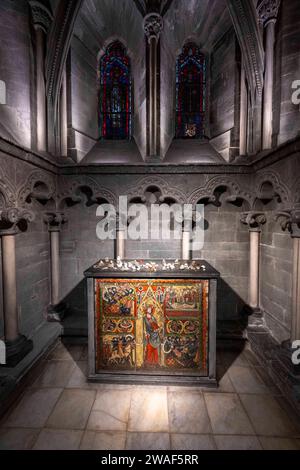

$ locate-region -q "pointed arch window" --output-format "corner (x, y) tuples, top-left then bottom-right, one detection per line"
(176, 43), (206, 139)
(99, 41), (132, 140)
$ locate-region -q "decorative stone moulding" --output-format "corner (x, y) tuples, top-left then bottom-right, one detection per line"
(257, 0), (281, 26)
(275, 204), (300, 238)
(0, 207), (35, 234)
(29, 0), (53, 33)
(143, 12), (163, 42)
(240, 211), (267, 230)
(43, 211), (67, 232)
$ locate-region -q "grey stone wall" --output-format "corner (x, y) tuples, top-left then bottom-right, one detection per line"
(210, 27), (240, 161)
(274, 0), (300, 147)
(260, 216), (293, 343)
(0, 0), (33, 148)
(0, 151), (55, 341)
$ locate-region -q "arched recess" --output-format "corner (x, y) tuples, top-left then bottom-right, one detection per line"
(45, 0), (84, 154)
(226, 0), (265, 153)
(45, 0), (265, 156)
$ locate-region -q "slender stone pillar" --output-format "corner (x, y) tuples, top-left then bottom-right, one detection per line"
(181, 212), (193, 261)
(240, 212), (266, 313)
(239, 58), (248, 156)
(29, 1), (53, 152)
(116, 213), (126, 259)
(276, 205), (300, 342)
(44, 212), (67, 321)
(36, 28), (47, 152)
(257, 0), (281, 150)
(0, 208), (34, 367)
(143, 13), (163, 158)
(60, 68), (68, 157)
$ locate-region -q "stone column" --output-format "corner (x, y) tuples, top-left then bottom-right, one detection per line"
(116, 214), (126, 260)
(29, 1), (53, 152)
(276, 205), (300, 342)
(60, 67), (68, 157)
(143, 13), (163, 158)
(181, 212), (193, 260)
(36, 28), (47, 152)
(257, 0), (281, 150)
(0, 208), (34, 367)
(239, 57), (248, 156)
(44, 212), (67, 321)
(240, 212), (266, 313)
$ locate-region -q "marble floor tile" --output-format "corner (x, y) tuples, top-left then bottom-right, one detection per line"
(259, 437), (300, 450)
(218, 350), (249, 368)
(0, 428), (39, 450)
(204, 392), (255, 435)
(126, 432), (171, 450)
(209, 365), (235, 393)
(87, 389), (131, 432)
(3, 388), (62, 429)
(228, 366), (270, 394)
(214, 435), (262, 450)
(171, 434), (215, 450)
(47, 389), (96, 430)
(66, 361), (99, 389)
(32, 360), (75, 388)
(47, 342), (84, 361)
(239, 394), (297, 437)
(168, 391), (211, 434)
(128, 388), (169, 432)
(33, 429), (83, 450)
(80, 430), (126, 450)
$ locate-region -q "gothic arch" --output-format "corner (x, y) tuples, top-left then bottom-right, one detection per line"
(126, 176), (186, 204)
(17, 170), (56, 206)
(57, 177), (117, 209)
(188, 176), (253, 208)
(254, 171), (291, 209)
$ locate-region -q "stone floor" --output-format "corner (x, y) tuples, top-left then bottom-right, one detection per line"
(0, 341), (300, 450)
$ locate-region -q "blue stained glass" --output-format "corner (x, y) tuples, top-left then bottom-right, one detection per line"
(99, 41), (132, 140)
(176, 43), (206, 139)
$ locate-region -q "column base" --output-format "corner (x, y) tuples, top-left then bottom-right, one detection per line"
(242, 306), (265, 332)
(3, 335), (33, 368)
(47, 302), (68, 322)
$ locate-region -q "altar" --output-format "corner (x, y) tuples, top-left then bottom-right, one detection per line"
(85, 259), (219, 386)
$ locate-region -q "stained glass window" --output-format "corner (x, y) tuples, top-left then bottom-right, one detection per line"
(99, 41), (132, 140)
(176, 43), (206, 139)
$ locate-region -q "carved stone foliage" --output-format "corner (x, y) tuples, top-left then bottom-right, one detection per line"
(57, 177), (117, 209)
(29, 1), (53, 34)
(0, 207), (35, 234)
(257, 0), (281, 26)
(240, 211), (267, 231)
(275, 204), (300, 238)
(44, 211), (67, 232)
(143, 12), (163, 42)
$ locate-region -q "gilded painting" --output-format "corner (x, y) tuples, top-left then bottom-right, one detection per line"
(95, 279), (208, 374)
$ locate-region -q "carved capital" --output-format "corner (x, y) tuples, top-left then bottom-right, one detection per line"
(44, 211), (67, 232)
(143, 13), (163, 42)
(275, 205), (300, 238)
(240, 211), (267, 231)
(257, 0), (281, 26)
(0, 207), (35, 235)
(29, 1), (53, 34)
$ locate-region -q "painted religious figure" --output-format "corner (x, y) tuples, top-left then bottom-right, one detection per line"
(143, 305), (161, 366)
